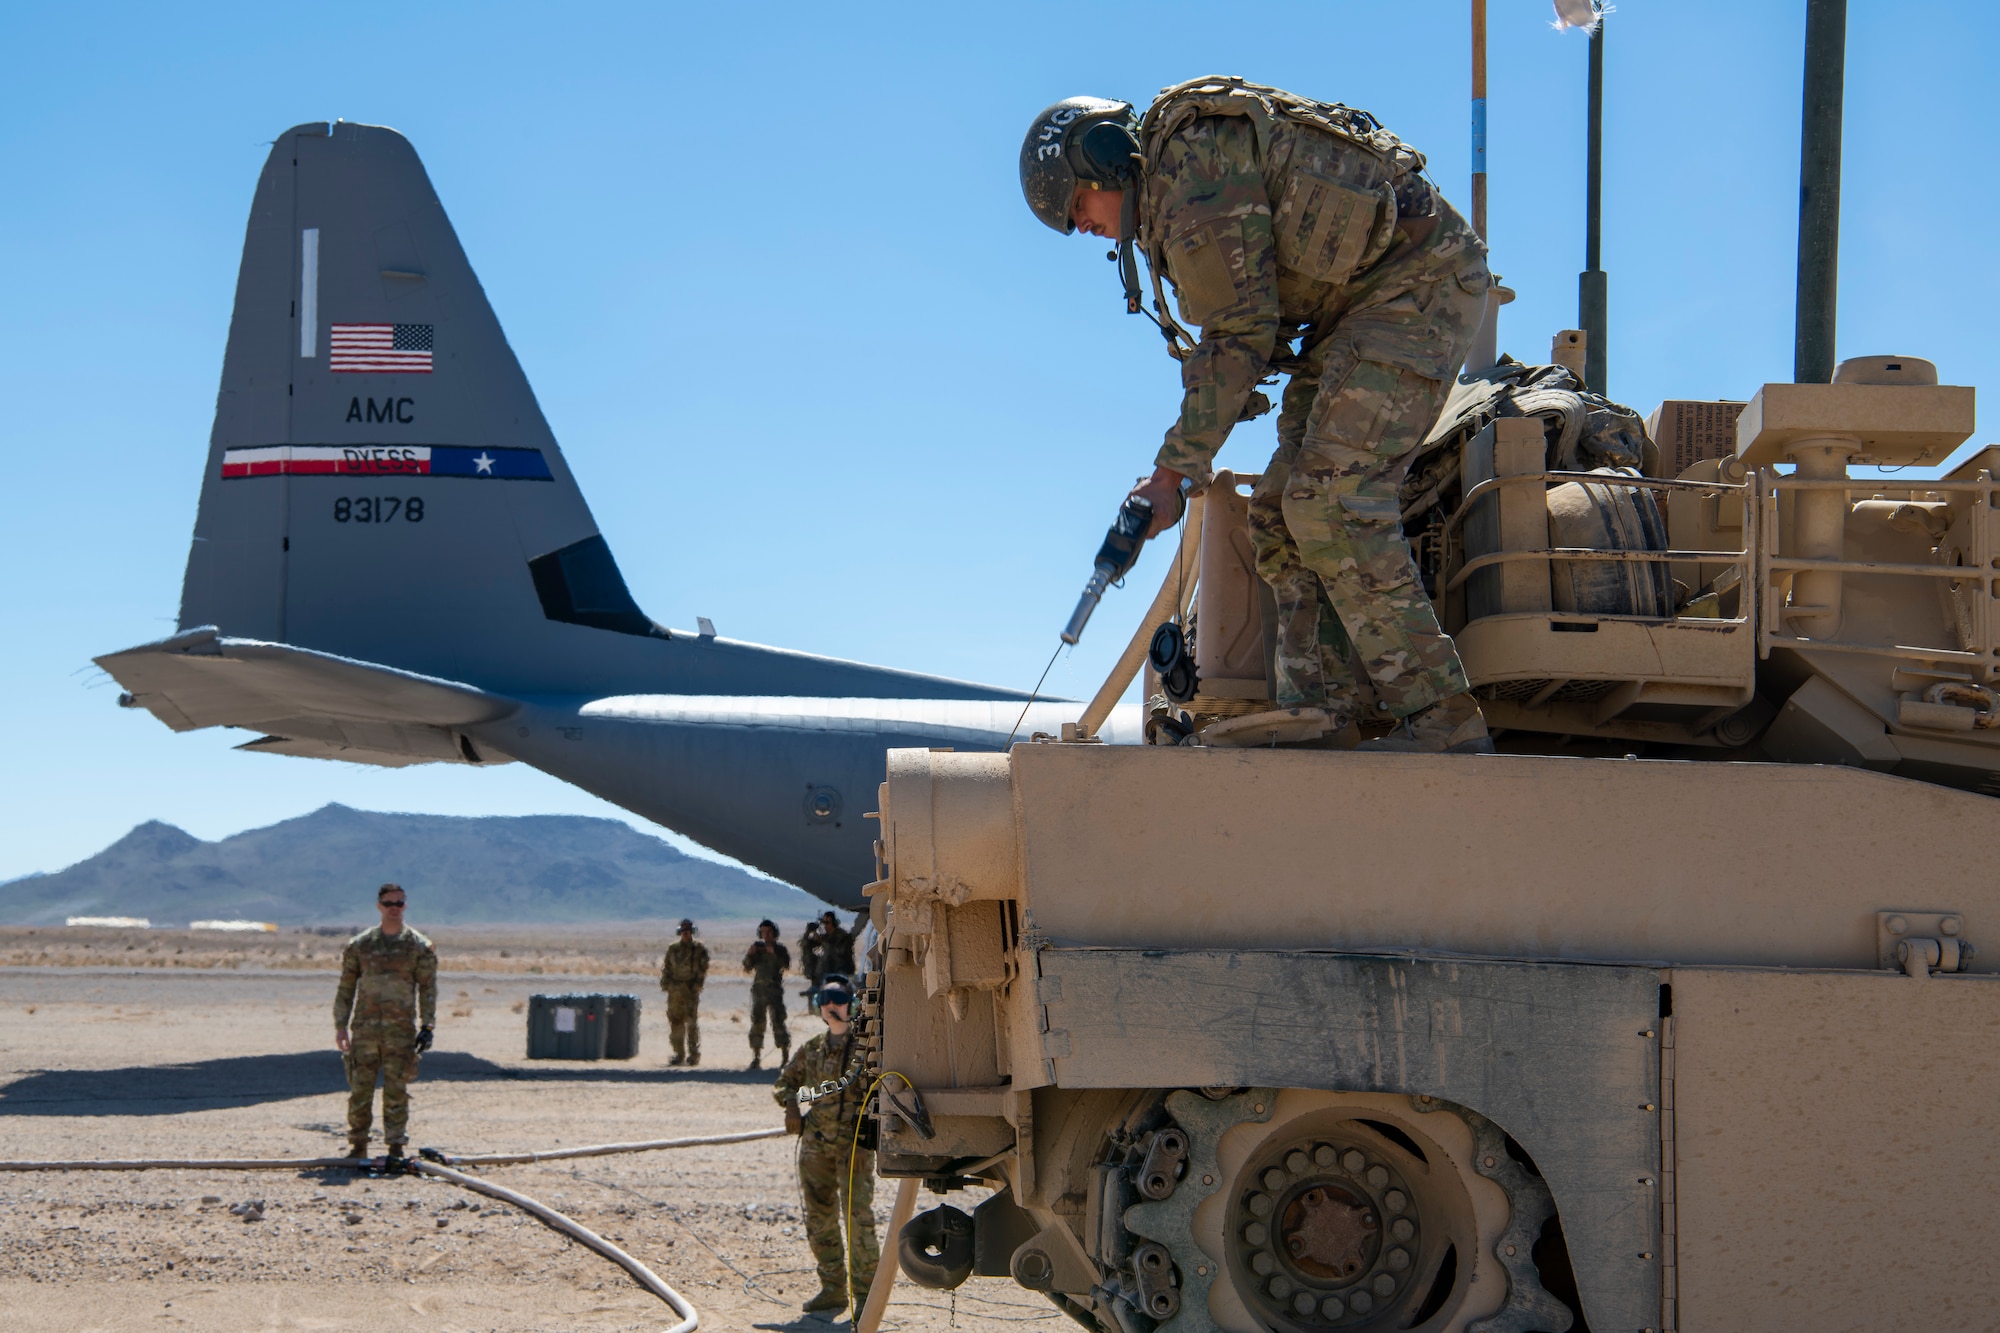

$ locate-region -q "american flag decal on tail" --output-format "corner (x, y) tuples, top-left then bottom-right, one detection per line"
(329, 323), (434, 373)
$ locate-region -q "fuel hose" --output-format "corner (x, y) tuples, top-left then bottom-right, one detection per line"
(0, 1126), (791, 1332)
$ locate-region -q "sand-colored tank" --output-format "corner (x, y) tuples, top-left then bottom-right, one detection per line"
(858, 355), (2000, 1333)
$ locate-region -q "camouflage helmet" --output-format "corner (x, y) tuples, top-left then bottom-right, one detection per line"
(677, 918), (695, 933)
(1019, 96), (1141, 234)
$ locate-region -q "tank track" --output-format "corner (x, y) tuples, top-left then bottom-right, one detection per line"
(1451, 1103), (1574, 1333)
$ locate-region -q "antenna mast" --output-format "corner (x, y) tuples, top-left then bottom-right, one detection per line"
(1795, 0), (1847, 383)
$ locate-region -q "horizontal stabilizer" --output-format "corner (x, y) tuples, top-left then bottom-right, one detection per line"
(235, 732), (472, 769)
(96, 627), (515, 766)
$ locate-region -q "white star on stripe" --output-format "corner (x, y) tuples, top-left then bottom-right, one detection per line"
(474, 452), (495, 474)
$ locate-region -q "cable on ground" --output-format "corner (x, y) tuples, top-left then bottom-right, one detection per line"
(412, 1157), (700, 1333)
(848, 1070), (915, 1324)
(437, 1127), (786, 1167)
(0, 1126), (793, 1332)
(560, 1164), (809, 1309)
(0, 1128), (786, 1174)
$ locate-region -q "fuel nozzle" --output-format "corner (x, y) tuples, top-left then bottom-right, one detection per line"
(1061, 494), (1155, 645)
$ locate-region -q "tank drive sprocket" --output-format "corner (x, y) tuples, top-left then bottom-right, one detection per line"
(1116, 1088), (1277, 1332)
(1103, 1090), (1573, 1333)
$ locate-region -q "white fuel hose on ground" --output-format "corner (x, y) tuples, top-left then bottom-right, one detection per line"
(0, 1126), (791, 1332)
(438, 1127), (785, 1167)
(411, 1157), (701, 1333)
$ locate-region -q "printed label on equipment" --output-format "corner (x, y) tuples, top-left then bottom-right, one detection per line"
(553, 1006), (577, 1033)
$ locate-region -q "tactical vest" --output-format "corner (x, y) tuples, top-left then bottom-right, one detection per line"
(1134, 77), (1432, 355)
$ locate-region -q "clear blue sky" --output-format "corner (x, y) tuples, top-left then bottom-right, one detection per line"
(3, 2), (1995, 881)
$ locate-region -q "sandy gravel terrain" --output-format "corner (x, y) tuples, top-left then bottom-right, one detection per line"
(0, 923), (793, 977)
(0, 928), (1048, 1331)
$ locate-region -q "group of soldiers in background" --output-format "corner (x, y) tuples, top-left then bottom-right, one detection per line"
(656, 910), (875, 1313)
(336, 894), (875, 1318)
(656, 911), (856, 1071)
(655, 912), (871, 1313)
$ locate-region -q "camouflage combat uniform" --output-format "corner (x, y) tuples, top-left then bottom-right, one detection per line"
(773, 1029), (878, 1308)
(334, 924), (437, 1147)
(799, 920), (858, 1012)
(819, 920), (857, 980)
(659, 939), (710, 1063)
(799, 926), (826, 1014)
(1140, 79), (1489, 718)
(742, 940), (791, 1060)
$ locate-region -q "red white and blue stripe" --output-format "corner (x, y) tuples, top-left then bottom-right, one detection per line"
(221, 445), (551, 480)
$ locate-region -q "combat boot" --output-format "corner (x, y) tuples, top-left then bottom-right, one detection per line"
(802, 1283), (848, 1314)
(384, 1143), (407, 1169)
(346, 1137), (369, 1161)
(1357, 693), (1493, 754)
(749, 1051), (762, 1071)
(687, 1052), (700, 1067)
(668, 1054), (684, 1067)
(777, 1043), (792, 1068)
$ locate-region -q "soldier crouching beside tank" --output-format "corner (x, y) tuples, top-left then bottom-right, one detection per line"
(660, 917), (709, 1066)
(743, 918), (791, 1070)
(333, 883), (437, 1164)
(1023, 77), (1494, 752)
(773, 978), (878, 1315)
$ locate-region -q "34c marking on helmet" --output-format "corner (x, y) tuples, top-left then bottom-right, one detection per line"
(1037, 106), (1087, 158)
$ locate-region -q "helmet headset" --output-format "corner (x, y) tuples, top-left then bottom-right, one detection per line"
(1019, 97), (1141, 235)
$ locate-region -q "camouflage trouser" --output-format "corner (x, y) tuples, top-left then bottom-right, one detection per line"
(750, 982), (789, 1055)
(1251, 239), (1486, 719)
(345, 1034), (419, 1145)
(798, 1137), (879, 1303)
(665, 985), (701, 1061)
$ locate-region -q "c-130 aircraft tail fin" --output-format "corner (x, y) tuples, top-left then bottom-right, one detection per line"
(106, 121), (1035, 777)
(174, 119), (664, 705)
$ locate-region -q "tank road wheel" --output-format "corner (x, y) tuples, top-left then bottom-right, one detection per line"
(1186, 1092), (1561, 1333)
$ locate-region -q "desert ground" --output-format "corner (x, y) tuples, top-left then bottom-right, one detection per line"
(0, 925), (1047, 1332)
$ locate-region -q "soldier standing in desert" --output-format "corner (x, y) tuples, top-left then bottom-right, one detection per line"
(743, 918), (792, 1070)
(333, 883), (437, 1163)
(774, 978), (878, 1315)
(659, 917), (710, 1066)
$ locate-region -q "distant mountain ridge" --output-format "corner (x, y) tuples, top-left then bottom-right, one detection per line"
(0, 804), (819, 926)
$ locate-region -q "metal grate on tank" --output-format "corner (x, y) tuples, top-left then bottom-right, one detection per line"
(1479, 678), (1622, 705)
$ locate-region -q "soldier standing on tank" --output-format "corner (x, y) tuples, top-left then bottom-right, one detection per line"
(659, 918), (709, 1066)
(333, 883), (436, 1164)
(742, 919), (791, 1070)
(1021, 78), (1495, 753)
(773, 979), (878, 1315)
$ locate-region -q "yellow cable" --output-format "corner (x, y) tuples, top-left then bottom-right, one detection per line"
(840, 1069), (912, 1323)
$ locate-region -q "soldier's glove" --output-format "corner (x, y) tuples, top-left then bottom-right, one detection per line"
(785, 1106), (803, 1136)
(415, 1025), (434, 1053)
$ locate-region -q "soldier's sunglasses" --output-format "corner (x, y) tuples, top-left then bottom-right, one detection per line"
(381, 900), (406, 909)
